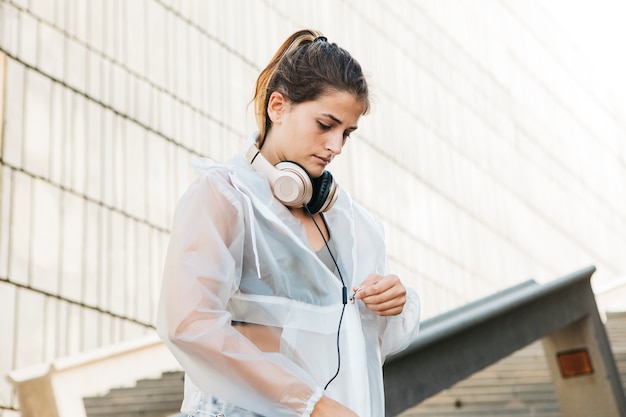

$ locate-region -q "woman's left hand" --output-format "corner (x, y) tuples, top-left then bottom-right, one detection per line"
(353, 273), (406, 316)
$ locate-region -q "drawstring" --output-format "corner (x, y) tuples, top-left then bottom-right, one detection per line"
(229, 172), (262, 279)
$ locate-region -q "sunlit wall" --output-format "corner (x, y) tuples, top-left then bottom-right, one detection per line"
(1, 0), (625, 414)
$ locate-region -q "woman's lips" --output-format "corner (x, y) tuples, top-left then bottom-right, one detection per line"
(315, 155), (331, 165)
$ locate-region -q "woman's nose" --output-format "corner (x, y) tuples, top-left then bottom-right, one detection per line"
(326, 132), (344, 155)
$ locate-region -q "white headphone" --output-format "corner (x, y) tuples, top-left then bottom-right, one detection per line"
(246, 144), (339, 213)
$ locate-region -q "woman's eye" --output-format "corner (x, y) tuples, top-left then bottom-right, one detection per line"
(318, 122), (331, 130)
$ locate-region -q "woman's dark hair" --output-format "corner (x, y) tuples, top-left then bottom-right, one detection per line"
(253, 29), (370, 148)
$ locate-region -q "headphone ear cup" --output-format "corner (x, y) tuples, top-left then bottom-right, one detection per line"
(246, 144), (338, 211)
(273, 161), (313, 207)
(306, 171), (338, 214)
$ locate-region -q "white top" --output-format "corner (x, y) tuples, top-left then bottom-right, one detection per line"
(156, 146), (421, 417)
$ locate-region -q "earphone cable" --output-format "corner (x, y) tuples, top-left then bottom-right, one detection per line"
(303, 205), (347, 390)
(324, 302), (346, 390)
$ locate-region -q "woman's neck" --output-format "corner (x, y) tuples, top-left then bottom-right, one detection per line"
(289, 207), (330, 252)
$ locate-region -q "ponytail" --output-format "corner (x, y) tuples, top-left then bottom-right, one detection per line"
(252, 29), (369, 148)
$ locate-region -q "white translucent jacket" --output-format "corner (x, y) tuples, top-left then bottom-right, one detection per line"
(157, 150), (421, 417)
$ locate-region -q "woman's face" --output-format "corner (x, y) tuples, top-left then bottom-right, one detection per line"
(262, 90), (366, 178)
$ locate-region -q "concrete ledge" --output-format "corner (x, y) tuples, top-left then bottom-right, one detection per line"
(7, 332), (181, 417)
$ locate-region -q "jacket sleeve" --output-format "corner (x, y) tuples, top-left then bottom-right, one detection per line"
(353, 202), (421, 359)
(372, 219), (420, 359)
(377, 287), (421, 359)
(156, 170), (323, 416)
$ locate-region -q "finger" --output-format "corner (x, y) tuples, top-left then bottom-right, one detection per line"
(363, 292), (407, 315)
(358, 277), (407, 315)
(352, 276), (378, 299)
(361, 288), (406, 308)
(354, 273), (382, 291)
(355, 275), (400, 299)
(362, 298), (405, 316)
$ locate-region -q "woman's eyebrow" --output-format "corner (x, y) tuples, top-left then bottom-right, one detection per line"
(322, 113), (358, 130)
(321, 113), (342, 124)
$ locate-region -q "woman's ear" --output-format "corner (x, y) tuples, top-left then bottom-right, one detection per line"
(267, 91), (288, 124)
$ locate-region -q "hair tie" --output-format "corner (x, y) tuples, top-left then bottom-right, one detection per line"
(314, 36), (328, 43)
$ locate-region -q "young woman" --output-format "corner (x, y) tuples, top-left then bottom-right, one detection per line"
(157, 29), (420, 417)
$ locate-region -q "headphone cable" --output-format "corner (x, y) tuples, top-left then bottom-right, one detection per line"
(303, 205), (347, 390)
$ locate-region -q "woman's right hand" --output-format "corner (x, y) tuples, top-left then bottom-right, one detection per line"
(311, 395), (358, 417)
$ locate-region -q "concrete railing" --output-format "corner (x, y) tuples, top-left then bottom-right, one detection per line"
(7, 332), (181, 417)
(383, 265), (626, 417)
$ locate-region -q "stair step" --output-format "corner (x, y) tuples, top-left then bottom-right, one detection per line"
(402, 402), (562, 417)
(83, 371), (184, 417)
(84, 390), (183, 405)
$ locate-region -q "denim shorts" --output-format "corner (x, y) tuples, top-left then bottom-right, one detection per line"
(185, 394), (265, 417)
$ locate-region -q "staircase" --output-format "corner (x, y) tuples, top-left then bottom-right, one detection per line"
(83, 371), (184, 417)
(82, 312), (626, 417)
(400, 311), (626, 417)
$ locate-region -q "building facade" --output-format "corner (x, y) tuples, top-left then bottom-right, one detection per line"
(1, 0), (625, 414)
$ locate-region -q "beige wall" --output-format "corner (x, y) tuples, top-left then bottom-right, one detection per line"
(1, 0), (625, 414)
